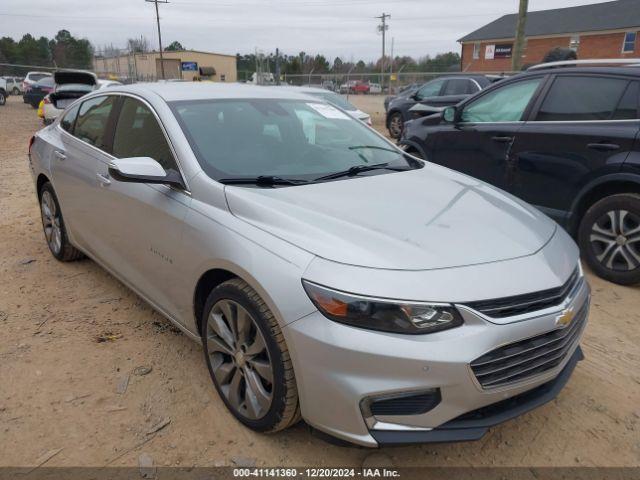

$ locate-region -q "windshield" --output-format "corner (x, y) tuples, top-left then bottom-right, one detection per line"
(170, 98), (416, 182)
(307, 91), (357, 112)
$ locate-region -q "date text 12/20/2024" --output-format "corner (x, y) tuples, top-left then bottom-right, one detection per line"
(233, 468), (401, 478)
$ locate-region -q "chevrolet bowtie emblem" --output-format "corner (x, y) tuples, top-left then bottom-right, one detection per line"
(556, 307), (575, 327)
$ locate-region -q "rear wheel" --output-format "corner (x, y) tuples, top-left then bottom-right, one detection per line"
(39, 182), (84, 262)
(578, 193), (640, 285)
(388, 112), (403, 139)
(12, 87), (20, 95)
(0, 91), (6, 106)
(201, 279), (300, 432)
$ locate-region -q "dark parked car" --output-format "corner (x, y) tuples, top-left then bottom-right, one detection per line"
(386, 75), (492, 139)
(400, 66), (640, 285)
(384, 83), (420, 112)
(23, 77), (55, 108)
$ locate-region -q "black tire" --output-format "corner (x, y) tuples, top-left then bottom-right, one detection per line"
(12, 87), (20, 95)
(0, 91), (6, 106)
(38, 182), (84, 262)
(30, 102), (38, 109)
(387, 111), (404, 139)
(201, 278), (300, 432)
(578, 193), (640, 285)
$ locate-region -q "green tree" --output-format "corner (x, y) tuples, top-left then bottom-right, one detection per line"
(166, 41), (184, 51)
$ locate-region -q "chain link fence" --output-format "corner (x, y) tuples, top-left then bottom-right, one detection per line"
(281, 71), (518, 94)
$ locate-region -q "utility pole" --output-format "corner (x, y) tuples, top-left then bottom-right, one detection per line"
(376, 13), (390, 90)
(145, 0), (169, 80)
(511, 0), (528, 71)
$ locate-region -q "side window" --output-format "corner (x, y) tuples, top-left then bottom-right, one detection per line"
(462, 78), (541, 123)
(60, 103), (80, 133)
(612, 81), (639, 120)
(112, 98), (178, 172)
(443, 79), (475, 96)
(535, 76), (630, 121)
(74, 96), (117, 150)
(415, 79), (445, 100)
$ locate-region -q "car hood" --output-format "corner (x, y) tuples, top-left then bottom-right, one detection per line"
(225, 165), (557, 270)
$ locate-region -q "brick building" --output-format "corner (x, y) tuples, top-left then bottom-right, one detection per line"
(459, 0), (640, 72)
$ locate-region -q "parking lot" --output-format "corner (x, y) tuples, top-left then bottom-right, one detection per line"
(1, 93), (639, 468)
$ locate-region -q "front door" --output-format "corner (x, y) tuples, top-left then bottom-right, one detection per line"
(96, 96), (192, 321)
(428, 77), (544, 192)
(511, 76), (640, 224)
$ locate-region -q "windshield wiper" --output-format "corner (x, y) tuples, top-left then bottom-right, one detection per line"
(218, 176), (309, 187)
(313, 162), (410, 182)
(348, 145), (400, 153)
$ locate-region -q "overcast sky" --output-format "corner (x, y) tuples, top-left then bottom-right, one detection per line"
(1, 0), (606, 60)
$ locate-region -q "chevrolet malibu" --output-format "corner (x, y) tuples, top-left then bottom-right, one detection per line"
(28, 83), (590, 447)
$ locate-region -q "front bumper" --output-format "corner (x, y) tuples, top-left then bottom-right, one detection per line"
(370, 346), (584, 445)
(284, 277), (589, 447)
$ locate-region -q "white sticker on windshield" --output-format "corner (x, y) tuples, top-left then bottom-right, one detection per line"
(307, 102), (350, 120)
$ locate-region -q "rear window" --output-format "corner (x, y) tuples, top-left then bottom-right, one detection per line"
(612, 81), (639, 120)
(29, 73), (50, 82)
(536, 76), (631, 121)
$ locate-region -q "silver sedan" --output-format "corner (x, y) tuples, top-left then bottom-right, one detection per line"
(28, 82), (590, 447)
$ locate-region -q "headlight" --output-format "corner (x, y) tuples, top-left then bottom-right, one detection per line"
(302, 281), (463, 335)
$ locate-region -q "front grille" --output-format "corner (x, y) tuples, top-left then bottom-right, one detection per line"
(464, 268), (581, 318)
(470, 302), (587, 389)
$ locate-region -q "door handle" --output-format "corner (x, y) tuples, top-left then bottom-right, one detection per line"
(491, 136), (514, 143)
(96, 173), (111, 186)
(53, 150), (66, 161)
(587, 143), (620, 151)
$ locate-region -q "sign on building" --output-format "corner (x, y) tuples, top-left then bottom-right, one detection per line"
(181, 61), (198, 71)
(494, 44), (513, 58)
(485, 44), (495, 60)
(485, 44), (512, 60)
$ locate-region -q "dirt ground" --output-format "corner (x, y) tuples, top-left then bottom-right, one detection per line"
(1, 94), (639, 468)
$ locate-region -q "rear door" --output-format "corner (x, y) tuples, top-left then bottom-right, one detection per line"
(50, 95), (119, 255)
(426, 76), (544, 191)
(510, 75), (640, 224)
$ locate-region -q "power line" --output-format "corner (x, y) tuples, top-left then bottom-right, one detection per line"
(145, 0), (169, 79)
(376, 13), (390, 90)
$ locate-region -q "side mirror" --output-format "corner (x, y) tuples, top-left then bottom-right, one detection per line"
(443, 106), (457, 123)
(108, 157), (185, 189)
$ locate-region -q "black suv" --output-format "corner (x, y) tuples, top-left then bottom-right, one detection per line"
(401, 66), (640, 285)
(386, 75), (492, 139)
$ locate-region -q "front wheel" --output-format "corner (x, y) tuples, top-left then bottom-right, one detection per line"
(202, 279), (300, 432)
(578, 193), (640, 285)
(12, 87), (20, 95)
(387, 112), (403, 139)
(0, 91), (6, 106)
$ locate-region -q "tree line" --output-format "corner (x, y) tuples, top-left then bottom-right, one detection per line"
(0, 30), (93, 75)
(237, 51), (461, 77)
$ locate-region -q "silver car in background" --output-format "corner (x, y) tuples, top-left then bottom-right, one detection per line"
(28, 83), (589, 447)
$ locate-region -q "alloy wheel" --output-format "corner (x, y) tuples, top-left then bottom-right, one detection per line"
(41, 190), (62, 255)
(389, 114), (403, 138)
(589, 209), (640, 271)
(205, 299), (274, 420)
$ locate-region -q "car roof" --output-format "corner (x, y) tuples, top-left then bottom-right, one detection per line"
(518, 66), (640, 78)
(103, 82), (326, 102)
